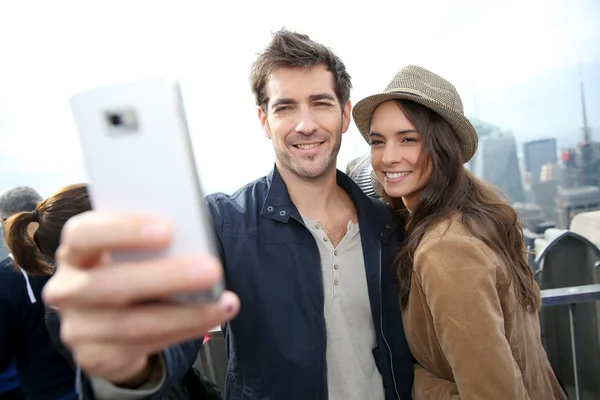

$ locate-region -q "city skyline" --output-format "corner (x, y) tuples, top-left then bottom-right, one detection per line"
(0, 0), (599, 197)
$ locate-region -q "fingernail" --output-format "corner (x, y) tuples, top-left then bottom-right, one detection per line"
(140, 220), (170, 239)
(220, 293), (239, 316)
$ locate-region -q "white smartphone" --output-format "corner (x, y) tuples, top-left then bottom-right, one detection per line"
(69, 78), (223, 303)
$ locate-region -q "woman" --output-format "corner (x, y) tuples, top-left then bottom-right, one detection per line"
(1, 184), (90, 400)
(352, 65), (567, 399)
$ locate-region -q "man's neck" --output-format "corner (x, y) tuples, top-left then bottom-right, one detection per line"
(277, 163), (344, 220)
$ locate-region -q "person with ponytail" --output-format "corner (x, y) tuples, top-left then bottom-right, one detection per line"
(0, 183), (90, 400)
(4, 184), (91, 277)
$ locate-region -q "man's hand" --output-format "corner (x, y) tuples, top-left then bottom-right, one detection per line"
(43, 211), (240, 384)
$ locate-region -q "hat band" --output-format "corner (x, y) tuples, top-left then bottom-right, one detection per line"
(384, 90), (423, 99)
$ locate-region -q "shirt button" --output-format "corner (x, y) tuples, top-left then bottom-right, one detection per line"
(334, 264), (339, 270)
(334, 280), (339, 286)
(334, 250), (338, 256)
(386, 223), (392, 229)
(315, 223), (321, 229)
(323, 237), (328, 242)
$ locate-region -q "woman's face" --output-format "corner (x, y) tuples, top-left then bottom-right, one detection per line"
(369, 101), (431, 211)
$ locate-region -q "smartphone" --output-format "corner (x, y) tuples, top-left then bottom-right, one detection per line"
(69, 78), (223, 303)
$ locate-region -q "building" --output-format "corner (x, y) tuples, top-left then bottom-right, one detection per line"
(469, 118), (526, 203)
(531, 180), (559, 222)
(555, 186), (600, 229)
(581, 142), (600, 187)
(559, 143), (600, 188)
(523, 138), (558, 185)
(540, 163), (561, 183)
(513, 202), (545, 230)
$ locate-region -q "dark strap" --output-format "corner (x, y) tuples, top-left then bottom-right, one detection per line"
(183, 368), (222, 400)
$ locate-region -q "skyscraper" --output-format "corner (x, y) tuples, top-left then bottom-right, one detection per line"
(469, 118), (526, 203)
(523, 138), (558, 185)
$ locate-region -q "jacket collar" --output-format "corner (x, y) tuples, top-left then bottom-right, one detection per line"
(260, 165), (297, 222)
(260, 164), (396, 243)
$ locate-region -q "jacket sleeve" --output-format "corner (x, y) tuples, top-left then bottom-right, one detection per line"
(77, 335), (204, 400)
(205, 194), (226, 263)
(413, 234), (529, 400)
(412, 364), (459, 400)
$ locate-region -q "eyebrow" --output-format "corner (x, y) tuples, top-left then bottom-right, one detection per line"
(309, 93), (336, 102)
(270, 93), (337, 109)
(368, 129), (419, 138)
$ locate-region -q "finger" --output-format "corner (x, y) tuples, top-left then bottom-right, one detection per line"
(61, 291), (240, 350)
(57, 211), (172, 268)
(44, 255), (224, 308)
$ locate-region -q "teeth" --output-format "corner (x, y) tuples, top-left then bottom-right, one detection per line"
(297, 143), (320, 149)
(386, 172), (411, 179)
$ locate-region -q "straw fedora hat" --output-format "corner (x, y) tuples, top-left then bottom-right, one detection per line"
(352, 65), (478, 162)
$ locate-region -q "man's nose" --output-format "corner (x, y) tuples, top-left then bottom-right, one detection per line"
(295, 108), (319, 136)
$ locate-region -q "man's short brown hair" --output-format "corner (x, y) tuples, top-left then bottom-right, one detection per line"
(249, 28), (352, 111)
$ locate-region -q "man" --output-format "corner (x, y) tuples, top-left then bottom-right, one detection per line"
(44, 29), (414, 399)
(0, 187), (42, 260)
(0, 224), (9, 261)
(0, 187), (41, 221)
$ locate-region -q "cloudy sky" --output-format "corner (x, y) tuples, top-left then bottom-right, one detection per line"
(0, 0), (599, 197)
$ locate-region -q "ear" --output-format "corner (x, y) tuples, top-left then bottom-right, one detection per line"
(258, 107), (271, 139)
(340, 100), (352, 134)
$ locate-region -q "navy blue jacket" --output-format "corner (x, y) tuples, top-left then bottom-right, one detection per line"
(81, 167), (413, 399)
(0, 258), (76, 399)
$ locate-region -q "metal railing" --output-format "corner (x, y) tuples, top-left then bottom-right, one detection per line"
(541, 284), (600, 400)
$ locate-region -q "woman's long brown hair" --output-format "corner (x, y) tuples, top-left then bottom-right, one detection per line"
(377, 100), (540, 312)
(3, 183), (91, 275)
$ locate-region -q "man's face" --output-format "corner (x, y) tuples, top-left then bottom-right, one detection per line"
(259, 65), (351, 179)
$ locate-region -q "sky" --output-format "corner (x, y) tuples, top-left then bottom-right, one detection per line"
(0, 0), (599, 197)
